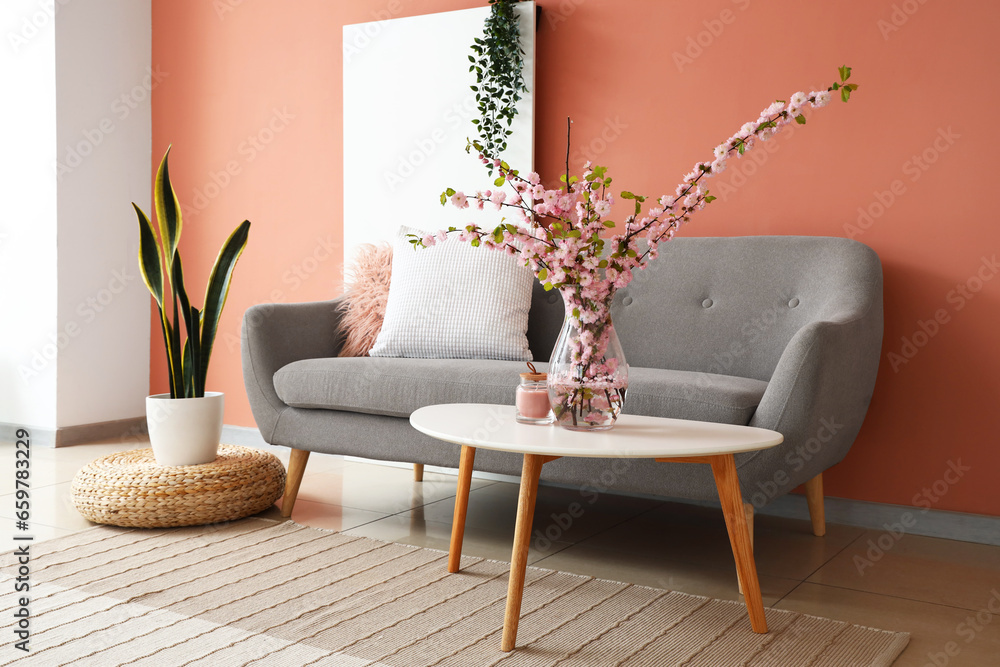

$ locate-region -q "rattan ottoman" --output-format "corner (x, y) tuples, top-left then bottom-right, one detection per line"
(71, 444), (286, 528)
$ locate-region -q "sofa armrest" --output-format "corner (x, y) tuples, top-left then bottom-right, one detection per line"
(241, 298), (346, 442)
(746, 297), (883, 497)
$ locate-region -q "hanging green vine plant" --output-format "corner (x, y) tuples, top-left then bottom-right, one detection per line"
(468, 0), (528, 176)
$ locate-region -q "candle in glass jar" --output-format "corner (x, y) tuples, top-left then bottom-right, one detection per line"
(515, 363), (554, 424)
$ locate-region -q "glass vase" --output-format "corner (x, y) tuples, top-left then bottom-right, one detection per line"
(547, 295), (628, 431)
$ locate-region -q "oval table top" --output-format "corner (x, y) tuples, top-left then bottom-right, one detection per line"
(410, 404), (783, 459)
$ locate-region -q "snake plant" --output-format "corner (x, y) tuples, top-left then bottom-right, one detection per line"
(133, 146), (251, 399)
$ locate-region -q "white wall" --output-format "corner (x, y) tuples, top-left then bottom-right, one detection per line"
(343, 2), (535, 262)
(0, 0), (59, 428)
(54, 0), (151, 427)
(0, 0), (151, 434)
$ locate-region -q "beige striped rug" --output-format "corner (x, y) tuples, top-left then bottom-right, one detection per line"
(0, 518), (907, 666)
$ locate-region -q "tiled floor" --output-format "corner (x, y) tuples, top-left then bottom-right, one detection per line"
(3, 439), (999, 666)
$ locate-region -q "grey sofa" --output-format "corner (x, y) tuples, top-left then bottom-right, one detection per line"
(242, 236), (883, 536)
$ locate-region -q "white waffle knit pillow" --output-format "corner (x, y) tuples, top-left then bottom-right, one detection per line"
(369, 225), (533, 360)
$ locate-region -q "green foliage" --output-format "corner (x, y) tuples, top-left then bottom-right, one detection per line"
(836, 65), (859, 102)
(469, 0), (527, 173)
(134, 146), (251, 398)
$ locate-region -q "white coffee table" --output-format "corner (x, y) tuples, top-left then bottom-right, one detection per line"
(410, 403), (784, 652)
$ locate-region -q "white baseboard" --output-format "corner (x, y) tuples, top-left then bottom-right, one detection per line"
(221, 424), (271, 448)
(753, 493), (1000, 547)
(0, 417), (147, 448)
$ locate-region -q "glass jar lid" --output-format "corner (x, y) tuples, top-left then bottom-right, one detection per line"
(519, 361), (547, 382)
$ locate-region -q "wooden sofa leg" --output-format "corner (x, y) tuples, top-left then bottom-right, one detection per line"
(413, 463), (424, 482)
(281, 449), (310, 518)
(737, 502), (754, 595)
(804, 473), (826, 537)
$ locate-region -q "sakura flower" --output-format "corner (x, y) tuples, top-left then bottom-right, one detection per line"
(789, 91), (808, 108)
(450, 191), (469, 209)
(490, 191), (506, 211)
(763, 100), (785, 116)
(811, 90), (831, 108)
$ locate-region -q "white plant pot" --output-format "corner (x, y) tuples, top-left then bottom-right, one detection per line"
(146, 392), (224, 466)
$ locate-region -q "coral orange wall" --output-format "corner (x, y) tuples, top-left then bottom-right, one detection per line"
(152, 0), (1000, 516)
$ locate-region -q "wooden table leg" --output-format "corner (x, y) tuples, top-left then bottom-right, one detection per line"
(448, 445), (476, 573)
(502, 453), (545, 652)
(709, 454), (768, 633)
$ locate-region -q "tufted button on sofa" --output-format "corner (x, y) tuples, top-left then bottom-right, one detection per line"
(242, 236), (883, 536)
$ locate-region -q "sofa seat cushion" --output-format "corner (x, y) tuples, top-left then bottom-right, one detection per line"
(274, 358), (527, 418)
(273, 358), (768, 425)
(624, 366), (768, 425)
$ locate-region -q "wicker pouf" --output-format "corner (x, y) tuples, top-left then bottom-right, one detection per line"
(71, 444), (286, 528)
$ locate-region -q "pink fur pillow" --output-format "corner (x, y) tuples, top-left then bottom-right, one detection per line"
(338, 243), (393, 357)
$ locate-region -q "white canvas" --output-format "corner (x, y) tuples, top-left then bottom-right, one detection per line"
(343, 3), (535, 266)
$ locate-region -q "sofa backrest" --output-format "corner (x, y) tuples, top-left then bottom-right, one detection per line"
(526, 236), (882, 382)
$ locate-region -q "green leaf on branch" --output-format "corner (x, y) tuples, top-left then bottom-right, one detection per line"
(494, 175), (506, 187)
(795, 114), (807, 125)
(841, 87), (851, 103)
(705, 195), (717, 203)
(537, 268), (547, 281)
(839, 65), (852, 82)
